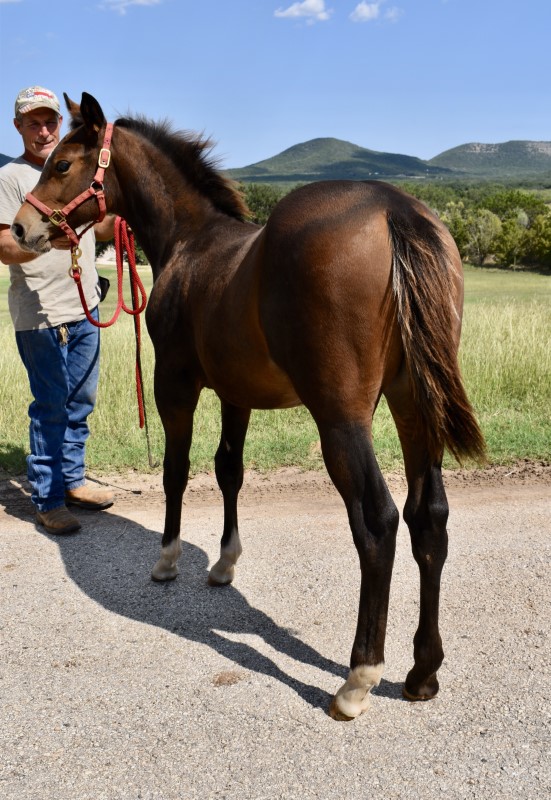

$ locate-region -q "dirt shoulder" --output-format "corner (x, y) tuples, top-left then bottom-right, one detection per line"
(80, 458), (551, 511)
(2, 459), (549, 519)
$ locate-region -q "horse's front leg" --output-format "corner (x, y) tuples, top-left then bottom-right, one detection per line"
(208, 402), (251, 586)
(151, 384), (198, 582)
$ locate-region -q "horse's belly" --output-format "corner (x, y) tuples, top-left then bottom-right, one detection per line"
(205, 360), (301, 410)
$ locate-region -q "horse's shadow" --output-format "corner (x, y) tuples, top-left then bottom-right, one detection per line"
(2, 479), (403, 709)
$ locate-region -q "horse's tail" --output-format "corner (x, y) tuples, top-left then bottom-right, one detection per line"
(387, 210), (486, 465)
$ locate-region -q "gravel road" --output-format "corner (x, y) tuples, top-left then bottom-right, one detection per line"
(1, 466), (550, 800)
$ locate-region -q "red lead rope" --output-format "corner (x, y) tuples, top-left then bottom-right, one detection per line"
(70, 217), (149, 432)
(70, 217), (147, 328)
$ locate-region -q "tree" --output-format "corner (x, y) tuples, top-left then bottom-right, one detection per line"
(242, 183), (287, 225)
(440, 201), (470, 259)
(523, 213), (551, 268)
(483, 189), (547, 225)
(493, 216), (528, 268)
(465, 209), (502, 266)
(95, 235), (148, 265)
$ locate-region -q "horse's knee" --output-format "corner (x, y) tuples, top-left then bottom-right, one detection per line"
(377, 499), (400, 538)
(214, 445), (244, 497)
(356, 494), (399, 556)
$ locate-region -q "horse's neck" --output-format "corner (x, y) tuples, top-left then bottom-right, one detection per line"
(111, 130), (217, 277)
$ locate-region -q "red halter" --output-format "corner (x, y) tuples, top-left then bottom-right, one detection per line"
(24, 123), (114, 247)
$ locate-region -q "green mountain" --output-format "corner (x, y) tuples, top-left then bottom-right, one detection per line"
(227, 137), (551, 183)
(226, 137), (452, 183)
(428, 141), (551, 177)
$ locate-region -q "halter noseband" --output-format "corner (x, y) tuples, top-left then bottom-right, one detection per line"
(24, 122), (114, 248)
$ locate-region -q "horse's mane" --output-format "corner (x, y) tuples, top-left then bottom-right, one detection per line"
(68, 112), (249, 221)
(115, 115), (250, 221)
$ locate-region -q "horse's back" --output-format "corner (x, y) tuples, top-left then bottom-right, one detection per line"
(265, 179), (439, 232)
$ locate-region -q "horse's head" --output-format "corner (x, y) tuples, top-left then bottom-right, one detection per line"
(12, 92), (109, 253)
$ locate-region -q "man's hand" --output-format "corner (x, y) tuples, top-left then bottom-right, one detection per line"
(95, 213), (116, 242)
(0, 225), (38, 265)
(50, 236), (72, 250)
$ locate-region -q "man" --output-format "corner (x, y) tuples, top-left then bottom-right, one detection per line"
(0, 86), (114, 535)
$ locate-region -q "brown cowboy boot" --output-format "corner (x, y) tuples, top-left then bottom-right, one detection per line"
(36, 506), (81, 535)
(65, 483), (114, 511)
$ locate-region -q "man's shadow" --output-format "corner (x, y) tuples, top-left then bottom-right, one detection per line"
(1, 478), (404, 709)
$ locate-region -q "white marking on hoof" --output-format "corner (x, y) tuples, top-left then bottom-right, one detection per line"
(329, 663), (384, 721)
(208, 537), (242, 586)
(151, 540), (182, 581)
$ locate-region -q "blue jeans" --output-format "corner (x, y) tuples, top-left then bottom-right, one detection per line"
(15, 307), (100, 512)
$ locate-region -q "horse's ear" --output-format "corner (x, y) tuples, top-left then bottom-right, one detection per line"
(63, 93), (81, 117)
(78, 92), (107, 133)
(63, 93), (83, 130)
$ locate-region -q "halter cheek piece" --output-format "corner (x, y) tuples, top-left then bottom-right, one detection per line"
(24, 123), (114, 248)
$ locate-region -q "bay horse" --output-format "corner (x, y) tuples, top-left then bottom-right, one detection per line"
(12, 93), (485, 720)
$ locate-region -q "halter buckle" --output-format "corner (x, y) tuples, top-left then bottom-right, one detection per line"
(49, 209), (66, 227)
(98, 148), (111, 169)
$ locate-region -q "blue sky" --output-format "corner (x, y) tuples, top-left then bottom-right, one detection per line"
(0, 0), (549, 168)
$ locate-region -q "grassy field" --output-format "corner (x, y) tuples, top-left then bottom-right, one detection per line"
(0, 261), (549, 476)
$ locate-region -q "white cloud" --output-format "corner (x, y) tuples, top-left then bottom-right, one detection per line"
(350, 2), (380, 22)
(350, 1), (402, 23)
(384, 6), (403, 22)
(275, 0), (332, 23)
(99, 0), (162, 15)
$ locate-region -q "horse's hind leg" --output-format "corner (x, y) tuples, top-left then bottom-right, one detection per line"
(402, 461), (448, 701)
(317, 419), (400, 720)
(385, 375), (449, 701)
(208, 402), (251, 586)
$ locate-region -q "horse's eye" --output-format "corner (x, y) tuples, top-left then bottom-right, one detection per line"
(56, 160), (70, 174)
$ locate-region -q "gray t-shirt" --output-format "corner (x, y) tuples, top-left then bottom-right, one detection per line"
(0, 157), (101, 331)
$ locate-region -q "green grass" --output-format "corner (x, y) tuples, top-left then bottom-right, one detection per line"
(0, 262), (549, 476)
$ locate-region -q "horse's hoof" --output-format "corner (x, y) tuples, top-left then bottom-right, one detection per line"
(328, 692), (370, 721)
(151, 563), (179, 582)
(207, 559), (236, 586)
(207, 566), (235, 586)
(328, 663), (384, 720)
(403, 674), (439, 701)
(328, 697), (356, 722)
(151, 541), (182, 582)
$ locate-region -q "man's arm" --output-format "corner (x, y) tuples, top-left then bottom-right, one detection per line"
(94, 214), (116, 242)
(0, 224), (38, 265)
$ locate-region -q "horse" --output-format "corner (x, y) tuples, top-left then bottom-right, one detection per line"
(12, 93), (486, 721)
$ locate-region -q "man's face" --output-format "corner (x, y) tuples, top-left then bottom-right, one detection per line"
(14, 108), (63, 162)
